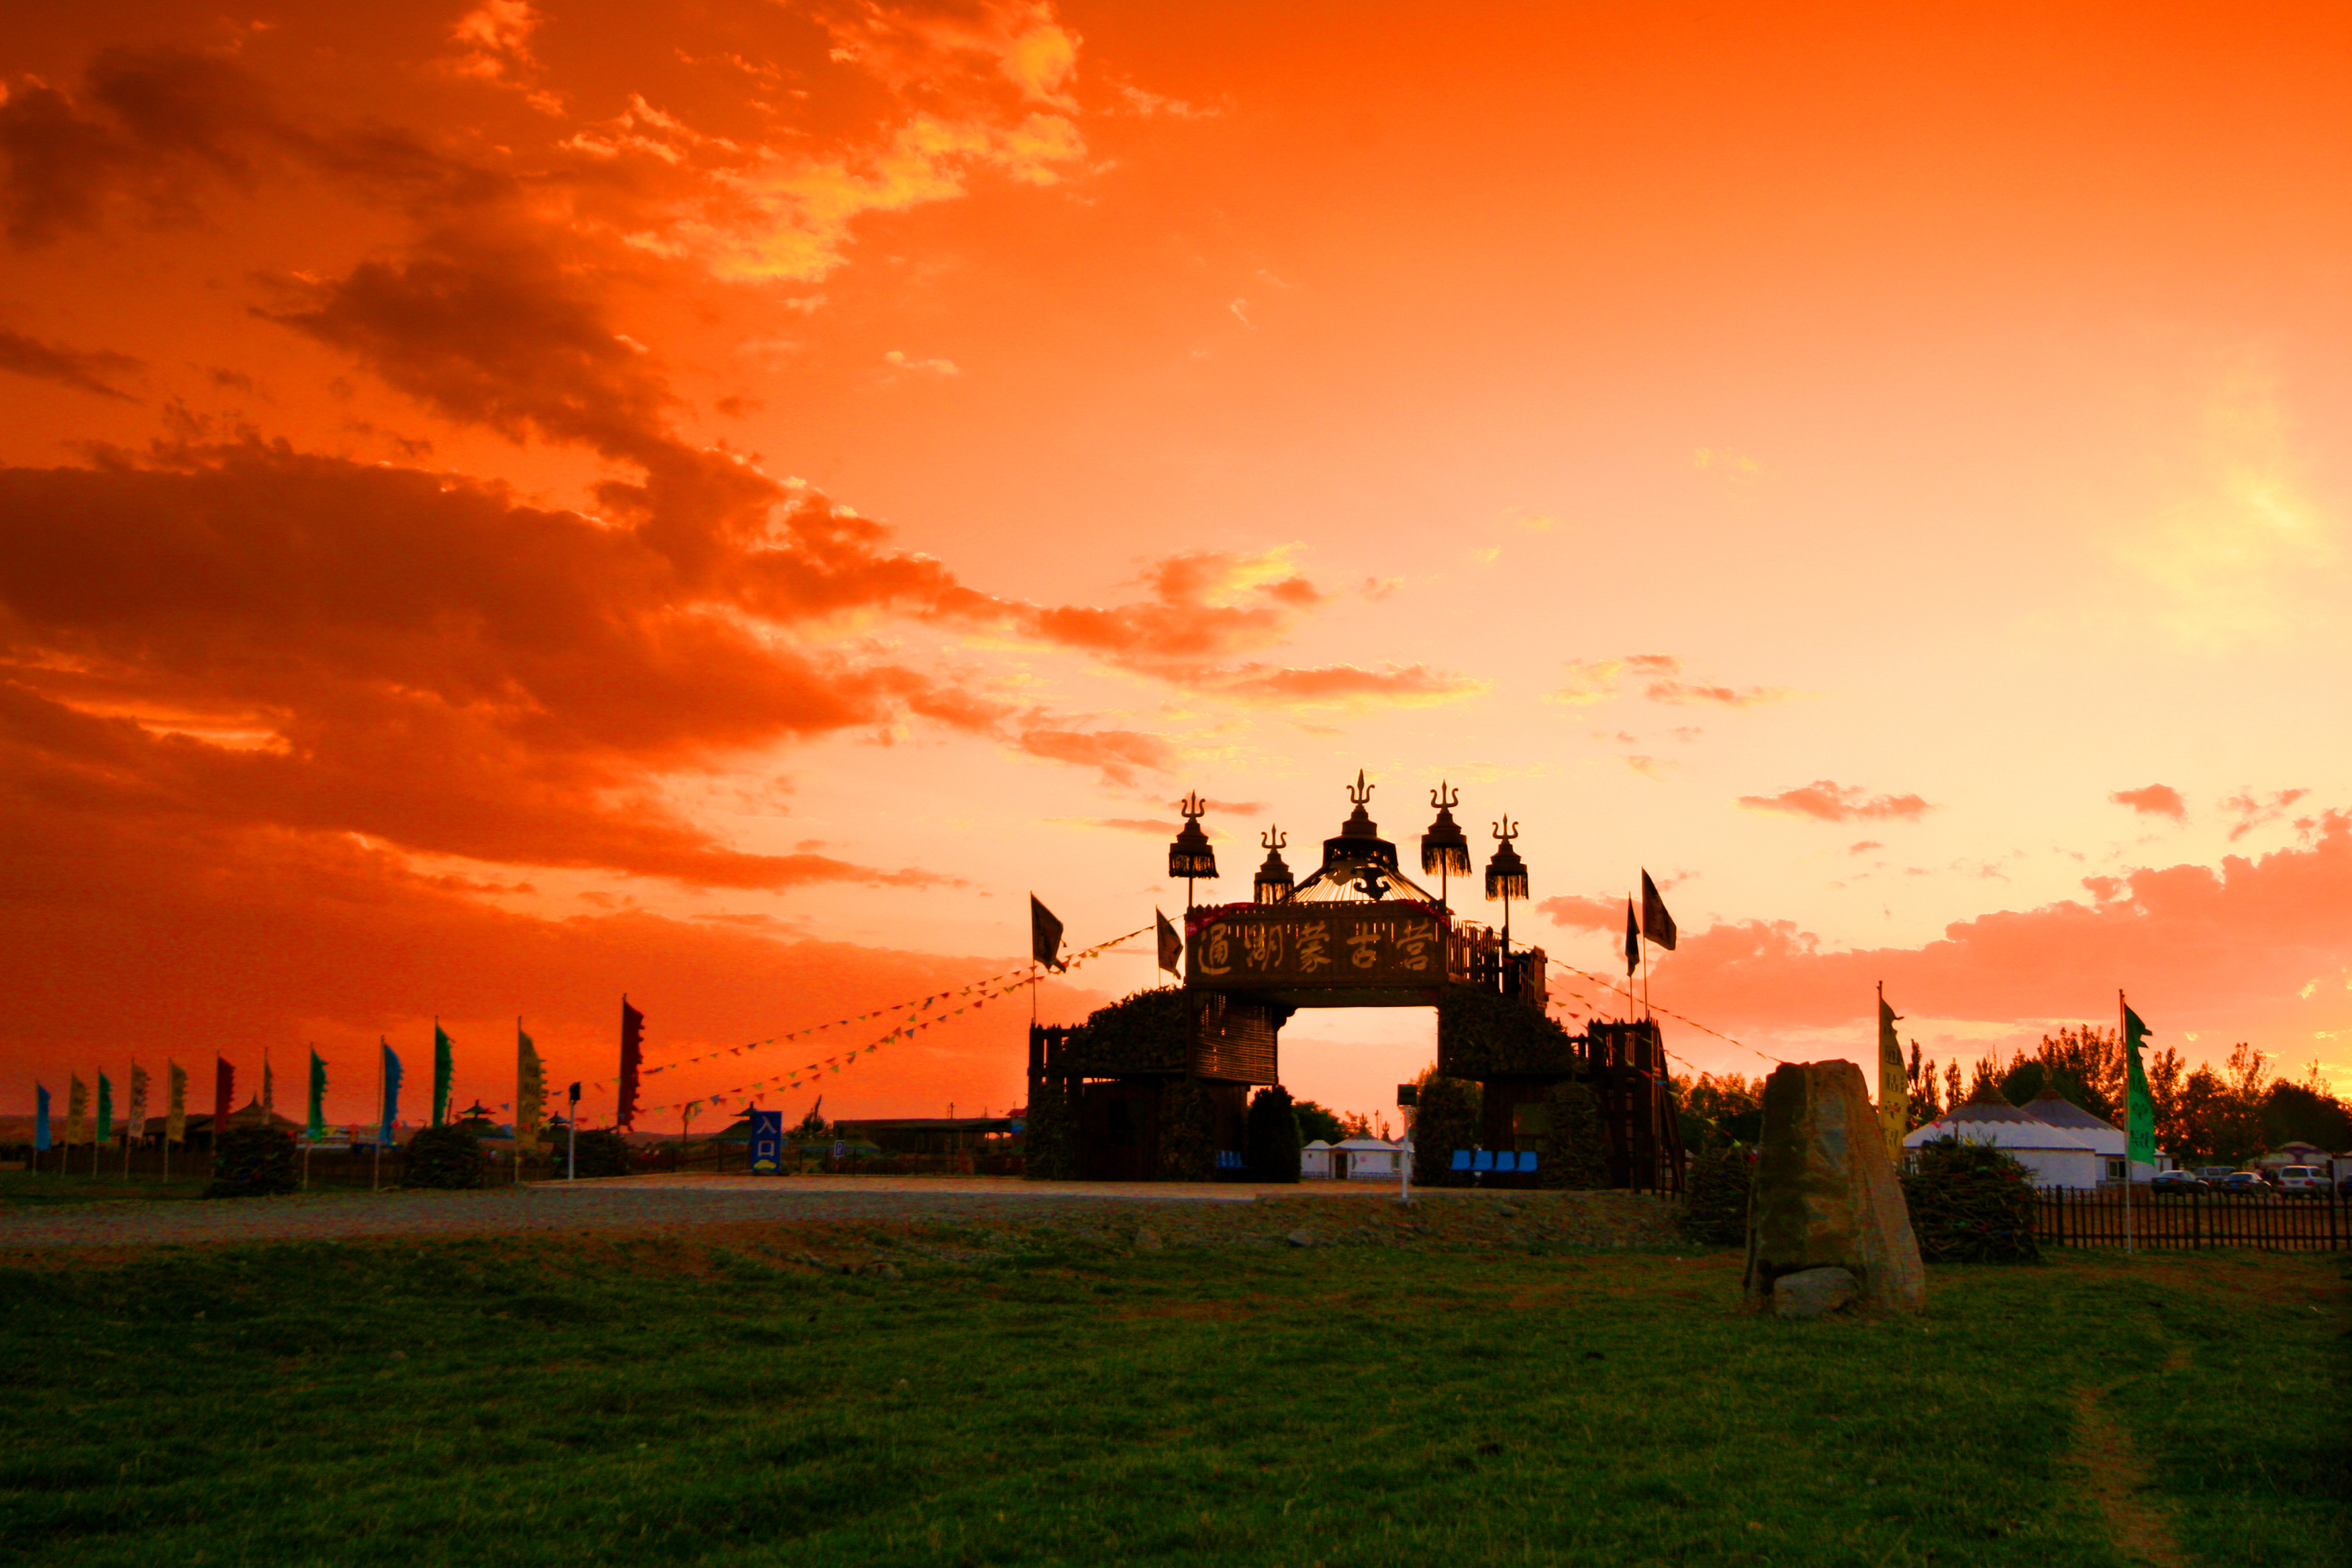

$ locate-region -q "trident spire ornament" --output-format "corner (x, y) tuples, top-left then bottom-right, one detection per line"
(1167, 791), (1218, 911)
(1485, 817), (1528, 954)
(1421, 781), (1470, 913)
(1254, 826), (1293, 905)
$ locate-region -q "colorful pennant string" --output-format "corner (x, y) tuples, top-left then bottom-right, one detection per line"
(626, 925), (1150, 1119)
(1545, 963), (1791, 1067)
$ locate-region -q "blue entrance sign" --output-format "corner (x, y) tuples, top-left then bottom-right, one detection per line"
(748, 1109), (784, 1175)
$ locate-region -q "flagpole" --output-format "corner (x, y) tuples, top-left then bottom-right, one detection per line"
(2119, 987), (2133, 1257)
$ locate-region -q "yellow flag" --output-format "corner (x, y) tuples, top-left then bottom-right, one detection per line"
(516, 1022), (546, 1153)
(1877, 987), (1908, 1163)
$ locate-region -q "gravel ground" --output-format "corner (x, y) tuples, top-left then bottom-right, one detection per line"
(0, 1175), (1691, 1263)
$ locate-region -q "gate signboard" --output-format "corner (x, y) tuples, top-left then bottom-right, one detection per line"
(1186, 903), (1445, 1005)
(748, 1109), (783, 1174)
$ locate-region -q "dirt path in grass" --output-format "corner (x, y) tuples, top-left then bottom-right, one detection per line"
(2070, 1382), (2186, 1568)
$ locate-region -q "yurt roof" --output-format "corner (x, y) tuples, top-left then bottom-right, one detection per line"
(2020, 1094), (2120, 1133)
(1904, 1116), (2101, 1151)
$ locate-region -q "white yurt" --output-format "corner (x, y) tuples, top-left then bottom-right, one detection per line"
(1904, 1095), (2104, 1189)
(1301, 1139), (1334, 1179)
(1332, 1136), (1402, 1180)
(2020, 1093), (2139, 1182)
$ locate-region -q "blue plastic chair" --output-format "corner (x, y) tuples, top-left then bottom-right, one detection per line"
(1472, 1149), (1496, 1173)
(1520, 1150), (1540, 1174)
(1450, 1149), (1473, 1172)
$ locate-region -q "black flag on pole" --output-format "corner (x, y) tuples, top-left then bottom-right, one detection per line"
(1624, 897), (1640, 977)
(1640, 870), (1677, 950)
(1156, 908), (1183, 975)
(616, 997), (644, 1131)
(1030, 894), (1067, 971)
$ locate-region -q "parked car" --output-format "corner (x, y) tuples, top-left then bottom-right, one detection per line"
(2214, 1171), (2270, 1197)
(2338, 1172), (2352, 1197)
(2151, 1169), (2208, 1195)
(2273, 1165), (2329, 1196)
(2195, 1165), (2235, 1185)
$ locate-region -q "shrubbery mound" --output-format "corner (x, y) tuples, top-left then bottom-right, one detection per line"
(1679, 1146), (1752, 1246)
(1536, 1079), (1610, 1189)
(566, 1128), (636, 1180)
(204, 1126), (298, 1199)
(403, 1124), (489, 1189)
(1901, 1136), (2039, 1263)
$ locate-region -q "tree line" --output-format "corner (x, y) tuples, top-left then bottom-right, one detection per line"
(1676, 1029), (2350, 1163)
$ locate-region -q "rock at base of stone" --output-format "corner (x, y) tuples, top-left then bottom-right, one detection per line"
(1285, 1227), (1316, 1247)
(1745, 1059), (1927, 1317)
(1771, 1265), (1857, 1320)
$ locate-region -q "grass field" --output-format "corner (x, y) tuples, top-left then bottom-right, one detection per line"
(1, 1221), (2342, 1567)
(0, 1171), (207, 1206)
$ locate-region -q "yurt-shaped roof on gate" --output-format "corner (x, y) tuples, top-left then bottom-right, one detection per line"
(1286, 771), (1442, 904)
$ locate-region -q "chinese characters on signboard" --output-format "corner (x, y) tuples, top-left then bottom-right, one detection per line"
(1188, 906), (1443, 991)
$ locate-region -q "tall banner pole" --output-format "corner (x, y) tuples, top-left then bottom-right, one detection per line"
(373, 1044), (383, 1193)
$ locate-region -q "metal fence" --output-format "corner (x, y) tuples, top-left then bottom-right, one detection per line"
(2036, 1187), (2349, 1251)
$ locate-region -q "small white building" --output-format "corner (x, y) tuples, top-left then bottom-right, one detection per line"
(1904, 1097), (2104, 1189)
(1332, 1136), (1402, 1180)
(1301, 1139), (1334, 1179)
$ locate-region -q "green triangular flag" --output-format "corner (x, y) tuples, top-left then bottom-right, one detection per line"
(2122, 1003), (2156, 1167)
(307, 1049), (328, 1142)
(432, 1022), (454, 1127)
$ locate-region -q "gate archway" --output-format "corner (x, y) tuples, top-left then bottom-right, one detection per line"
(1026, 775), (1685, 1191)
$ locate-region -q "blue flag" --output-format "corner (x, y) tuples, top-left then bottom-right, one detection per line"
(34, 1083), (50, 1152)
(381, 1039), (403, 1145)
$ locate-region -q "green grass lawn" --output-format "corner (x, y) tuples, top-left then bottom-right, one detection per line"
(1, 1228), (2341, 1567)
(0, 1171), (208, 1206)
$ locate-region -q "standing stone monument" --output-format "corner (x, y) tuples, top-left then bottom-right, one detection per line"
(1745, 1059), (1925, 1318)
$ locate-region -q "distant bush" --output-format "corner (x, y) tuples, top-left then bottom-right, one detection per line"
(1155, 1081), (1214, 1182)
(204, 1126), (297, 1199)
(1680, 1146), (1752, 1247)
(1292, 1099), (1346, 1146)
(1536, 1079), (1610, 1189)
(403, 1124), (489, 1189)
(1022, 1077), (1075, 1181)
(565, 1128), (636, 1180)
(1901, 1136), (2039, 1264)
(1246, 1086), (1303, 1183)
(1412, 1076), (1482, 1187)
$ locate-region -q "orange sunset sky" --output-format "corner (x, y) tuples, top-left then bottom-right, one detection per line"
(4, 1), (2350, 1130)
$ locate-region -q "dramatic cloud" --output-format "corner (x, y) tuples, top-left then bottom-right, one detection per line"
(1650, 813), (2352, 1069)
(1737, 780), (1932, 824)
(1538, 893), (1624, 932)
(2110, 783), (2187, 822)
(2222, 787), (2307, 842)
(606, 3), (1091, 283)
(0, 328), (139, 398)
(1551, 653), (1789, 707)
(1206, 662), (1483, 706)
(0, 444), (989, 887)
(0, 48), (285, 244)
(1014, 728), (1176, 787)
